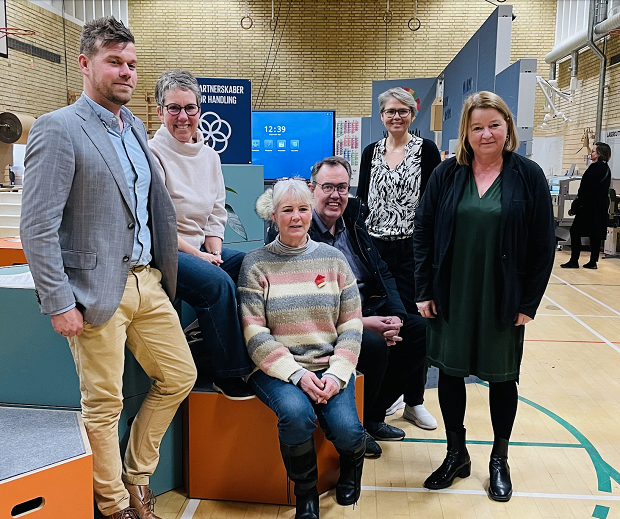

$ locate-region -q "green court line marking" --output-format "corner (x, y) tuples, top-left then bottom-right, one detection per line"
(476, 381), (620, 493)
(402, 438), (582, 448)
(593, 505), (610, 518)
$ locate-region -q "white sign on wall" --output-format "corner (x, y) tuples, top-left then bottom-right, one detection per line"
(604, 128), (620, 178)
(531, 136), (565, 177)
(335, 117), (362, 187)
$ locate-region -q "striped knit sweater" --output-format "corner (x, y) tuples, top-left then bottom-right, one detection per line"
(238, 238), (363, 386)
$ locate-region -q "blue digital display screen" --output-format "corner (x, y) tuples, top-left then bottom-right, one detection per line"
(252, 110), (335, 180)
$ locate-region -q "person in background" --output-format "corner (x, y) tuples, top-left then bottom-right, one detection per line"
(561, 141), (612, 270)
(413, 91), (555, 501)
(148, 69), (253, 399)
(239, 179), (365, 519)
(358, 87), (441, 431)
(20, 18), (196, 519)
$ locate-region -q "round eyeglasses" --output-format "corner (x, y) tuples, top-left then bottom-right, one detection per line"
(164, 103), (200, 116)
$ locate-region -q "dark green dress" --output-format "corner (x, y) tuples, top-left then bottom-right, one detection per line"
(427, 171), (524, 382)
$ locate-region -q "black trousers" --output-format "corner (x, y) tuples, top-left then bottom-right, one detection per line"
(438, 370), (518, 440)
(371, 236), (427, 406)
(569, 224), (602, 264)
(356, 313), (427, 424)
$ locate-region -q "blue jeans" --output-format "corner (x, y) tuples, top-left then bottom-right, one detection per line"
(176, 247), (253, 377)
(249, 369), (365, 451)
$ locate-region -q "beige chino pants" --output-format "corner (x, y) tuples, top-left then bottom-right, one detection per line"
(68, 266), (197, 515)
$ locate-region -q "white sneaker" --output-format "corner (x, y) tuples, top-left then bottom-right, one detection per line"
(403, 404), (438, 430)
(385, 395), (405, 416)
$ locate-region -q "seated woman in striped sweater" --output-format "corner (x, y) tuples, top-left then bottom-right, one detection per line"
(238, 178), (365, 519)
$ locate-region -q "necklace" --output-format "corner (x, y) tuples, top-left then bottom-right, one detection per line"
(385, 136), (411, 153)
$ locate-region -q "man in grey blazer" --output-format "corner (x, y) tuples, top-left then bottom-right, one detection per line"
(20, 17), (196, 519)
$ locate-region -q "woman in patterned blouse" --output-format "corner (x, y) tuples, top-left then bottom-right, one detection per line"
(358, 87), (441, 429)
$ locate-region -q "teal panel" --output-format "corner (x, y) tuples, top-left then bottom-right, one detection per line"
(0, 284), (81, 407)
(222, 164), (265, 250)
(225, 239), (264, 253)
(0, 266), (159, 406)
(122, 348), (153, 399)
(119, 394), (183, 496)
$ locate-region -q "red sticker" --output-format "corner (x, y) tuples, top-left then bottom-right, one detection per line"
(315, 274), (326, 288)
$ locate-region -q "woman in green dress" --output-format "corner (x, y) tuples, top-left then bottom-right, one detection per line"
(413, 91), (555, 501)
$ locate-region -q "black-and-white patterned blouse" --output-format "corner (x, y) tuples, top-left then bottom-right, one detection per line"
(366, 135), (423, 240)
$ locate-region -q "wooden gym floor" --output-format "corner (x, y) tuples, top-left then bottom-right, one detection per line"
(154, 251), (620, 519)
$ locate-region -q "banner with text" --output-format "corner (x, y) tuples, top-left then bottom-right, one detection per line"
(196, 77), (251, 164)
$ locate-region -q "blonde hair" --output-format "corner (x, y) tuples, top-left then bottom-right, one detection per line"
(455, 91), (519, 166)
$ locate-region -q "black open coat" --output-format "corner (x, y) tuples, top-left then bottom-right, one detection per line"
(570, 160), (611, 240)
(413, 152), (556, 325)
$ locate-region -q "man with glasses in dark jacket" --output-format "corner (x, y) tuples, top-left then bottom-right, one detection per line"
(268, 156), (430, 458)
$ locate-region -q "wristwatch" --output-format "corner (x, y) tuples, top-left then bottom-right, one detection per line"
(209, 250), (221, 255)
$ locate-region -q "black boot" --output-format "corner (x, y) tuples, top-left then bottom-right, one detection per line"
(424, 429), (471, 489)
(488, 437), (512, 502)
(335, 441), (365, 506)
(280, 438), (320, 519)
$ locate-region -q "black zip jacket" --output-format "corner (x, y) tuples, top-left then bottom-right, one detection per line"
(413, 152), (555, 325)
(266, 197), (407, 321)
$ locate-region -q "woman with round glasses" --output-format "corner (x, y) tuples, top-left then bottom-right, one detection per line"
(358, 87), (441, 431)
(149, 69), (254, 399)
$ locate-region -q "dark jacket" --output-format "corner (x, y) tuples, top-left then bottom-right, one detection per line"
(570, 160), (611, 240)
(357, 138), (442, 204)
(266, 197), (407, 321)
(413, 152), (555, 325)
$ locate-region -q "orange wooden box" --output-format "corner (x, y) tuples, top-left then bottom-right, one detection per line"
(184, 375), (363, 505)
(0, 236), (26, 267)
(0, 411), (93, 519)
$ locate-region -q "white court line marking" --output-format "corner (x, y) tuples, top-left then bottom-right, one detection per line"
(179, 499), (200, 519)
(363, 486), (620, 500)
(543, 294), (620, 354)
(537, 314), (620, 318)
(551, 273), (620, 317)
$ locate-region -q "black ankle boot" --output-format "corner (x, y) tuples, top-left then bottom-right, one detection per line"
(335, 441), (365, 506)
(280, 438), (319, 519)
(488, 437), (512, 502)
(424, 429), (471, 489)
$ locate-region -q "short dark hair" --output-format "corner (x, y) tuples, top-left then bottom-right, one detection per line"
(310, 156), (352, 183)
(80, 16), (135, 58)
(155, 70), (201, 107)
(594, 141), (611, 162)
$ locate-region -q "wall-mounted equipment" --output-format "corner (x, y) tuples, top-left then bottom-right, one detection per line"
(251, 110), (335, 180)
(0, 112), (35, 186)
(430, 97), (443, 132)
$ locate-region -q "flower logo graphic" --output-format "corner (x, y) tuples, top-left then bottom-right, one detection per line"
(199, 111), (232, 153)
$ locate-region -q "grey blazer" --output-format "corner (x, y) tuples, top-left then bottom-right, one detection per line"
(20, 96), (178, 326)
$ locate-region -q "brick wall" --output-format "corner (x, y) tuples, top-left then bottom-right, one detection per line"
(0, 0), (82, 117)
(128, 0), (557, 127)
(0, 0), (559, 143)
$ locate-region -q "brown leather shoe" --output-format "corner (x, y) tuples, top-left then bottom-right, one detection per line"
(124, 483), (161, 519)
(106, 508), (141, 519)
